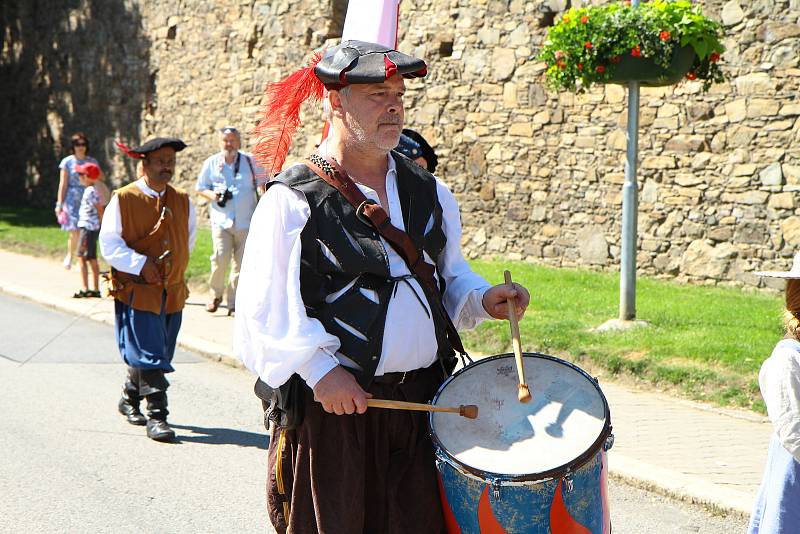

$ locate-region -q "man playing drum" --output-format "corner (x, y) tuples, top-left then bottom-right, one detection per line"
(234, 41), (530, 533)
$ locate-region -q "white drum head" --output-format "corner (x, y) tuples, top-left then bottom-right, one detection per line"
(431, 354), (608, 478)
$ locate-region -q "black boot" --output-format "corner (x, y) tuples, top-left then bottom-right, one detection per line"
(145, 391), (175, 442)
(118, 377), (146, 426)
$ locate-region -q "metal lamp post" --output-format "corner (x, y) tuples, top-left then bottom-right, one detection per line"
(619, 0), (641, 321)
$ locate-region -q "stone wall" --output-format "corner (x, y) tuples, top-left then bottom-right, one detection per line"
(4, 0), (800, 287)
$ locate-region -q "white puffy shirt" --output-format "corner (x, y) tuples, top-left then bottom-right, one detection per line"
(234, 155), (492, 389)
(760, 338), (800, 462)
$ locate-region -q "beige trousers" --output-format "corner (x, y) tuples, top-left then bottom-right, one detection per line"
(209, 226), (249, 307)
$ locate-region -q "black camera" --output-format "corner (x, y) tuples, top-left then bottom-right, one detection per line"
(216, 188), (233, 207)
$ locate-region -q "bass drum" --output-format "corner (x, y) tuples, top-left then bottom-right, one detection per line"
(431, 353), (613, 533)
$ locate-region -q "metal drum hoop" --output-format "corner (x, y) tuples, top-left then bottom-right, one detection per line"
(429, 352), (613, 484)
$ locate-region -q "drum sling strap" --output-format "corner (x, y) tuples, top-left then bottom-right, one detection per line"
(305, 153), (469, 360)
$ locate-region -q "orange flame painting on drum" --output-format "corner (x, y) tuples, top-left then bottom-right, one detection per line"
(550, 479), (591, 534)
(477, 486), (505, 533)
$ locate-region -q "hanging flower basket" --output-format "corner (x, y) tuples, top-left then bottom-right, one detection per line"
(539, 0), (726, 92)
(608, 44), (695, 86)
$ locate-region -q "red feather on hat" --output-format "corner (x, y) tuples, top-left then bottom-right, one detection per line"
(114, 140), (145, 159)
(253, 51), (325, 176)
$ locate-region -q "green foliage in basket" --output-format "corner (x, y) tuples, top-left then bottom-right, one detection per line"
(539, 0), (726, 92)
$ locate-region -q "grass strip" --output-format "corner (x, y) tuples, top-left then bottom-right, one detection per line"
(1, 206), (782, 412)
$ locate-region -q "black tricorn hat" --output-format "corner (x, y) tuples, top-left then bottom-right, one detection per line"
(314, 40), (427, 90)
(115, 137), (187, 159)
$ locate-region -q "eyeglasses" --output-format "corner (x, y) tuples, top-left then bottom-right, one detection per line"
(72, 141), (88, 147)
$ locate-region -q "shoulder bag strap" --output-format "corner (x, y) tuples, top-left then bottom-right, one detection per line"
(304, 153), (468, 357)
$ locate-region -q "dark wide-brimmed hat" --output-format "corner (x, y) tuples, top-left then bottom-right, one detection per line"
(314, 40), (427, 90)
(252, 40), (428, 175)
(115, 137), (187, 159)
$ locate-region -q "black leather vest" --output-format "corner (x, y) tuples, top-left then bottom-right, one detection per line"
(269, 151), (452, 387)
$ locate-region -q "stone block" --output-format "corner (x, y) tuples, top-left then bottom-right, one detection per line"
(541, 224), (560, 237)
(782, 216), (800, 246)
(479, 182), (495, 200)
(757, 22), (800, 44)
(675, 174), (703, 186)
(608, 130), (627, 150)
(708, 227), (734, 241)
(735, 73), (777, 95)
(642, 155), (677, 169)
(784, 164), (800, 185)
(508, 122), (533, 136)
(747, 98), (781, 118)
(721, 0), (745, 26)
(665, 135), (709, 153)
(502, 82), (517, 108)
(641, 180), (658, 203)
(680, 240), (737, 279)
(477, 27), (500, 45)
(769, 192), (795, 209)
(759, 162), (784, 185)
(734, 191), (770, 204)
(657, 103), (680, 118)
(487, 236), (507, 252)
(467, 144), (486, 178)
(732, 164), (757, 176)
(532, 111), (550, 125)
(530, 206), (547, 222)
(577, 226), (609, 265)
(492, 48), (517, 81)
(780, 104), (800, 116)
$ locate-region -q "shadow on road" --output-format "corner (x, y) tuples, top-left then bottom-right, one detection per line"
(171, 424), (268, 449)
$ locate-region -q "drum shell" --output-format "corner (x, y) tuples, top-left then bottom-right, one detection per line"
(431, 353), (613, 533)
(436, 449), (610, 534)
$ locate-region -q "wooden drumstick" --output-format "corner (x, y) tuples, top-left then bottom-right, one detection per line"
(366, 399), (479, 419)
(504, 270), (532, 403)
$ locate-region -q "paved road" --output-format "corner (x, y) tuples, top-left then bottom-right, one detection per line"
(0, 294), (749, 533)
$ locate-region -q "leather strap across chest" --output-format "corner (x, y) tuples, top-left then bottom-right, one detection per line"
(305, 153), (467, 357)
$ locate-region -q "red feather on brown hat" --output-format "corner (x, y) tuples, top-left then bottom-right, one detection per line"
(253, 51), (325, 176)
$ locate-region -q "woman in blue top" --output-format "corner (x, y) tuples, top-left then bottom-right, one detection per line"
(750, 254), (800, 533)
(54, 132), (103, 269)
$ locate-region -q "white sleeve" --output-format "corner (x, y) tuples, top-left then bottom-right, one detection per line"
(98, 194), (147, 275)
(761, 347), (800, 462)
(188, 198), (197, 252)
(435, 179), (493, 331)
(234, 183), (341, 388)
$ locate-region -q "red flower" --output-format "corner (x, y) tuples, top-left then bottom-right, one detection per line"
(611, 55), (622, 64)
(577, 63), (583, 70)
(596, 65), (606, 73)
(581, 16), (589, 24)
(710, 52), (721, 62)
(557, 60), (567, 70)
(660, 31), (671, 41)
(686, 71), (697, 80)
(585, 41), (592, 49)
(563, 16), (570, 23)
(631, 45), (642, 57)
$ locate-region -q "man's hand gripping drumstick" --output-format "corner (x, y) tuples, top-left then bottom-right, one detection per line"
(504, 270), (531, 403)
(313, 368), (478, 419)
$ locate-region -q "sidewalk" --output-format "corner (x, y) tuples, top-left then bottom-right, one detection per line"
(0, 248), (769, 517)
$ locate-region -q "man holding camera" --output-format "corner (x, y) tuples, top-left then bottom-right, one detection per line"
(196, 127), (264, 315)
